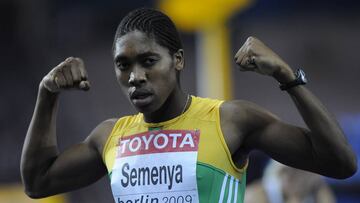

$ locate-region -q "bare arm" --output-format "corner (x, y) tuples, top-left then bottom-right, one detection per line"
(21, 57), (115, 198)
(227, 37), (357, 179)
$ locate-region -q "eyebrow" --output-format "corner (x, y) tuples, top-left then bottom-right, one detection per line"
(115, 52), (160, 62)
(138, 52), (160, 58)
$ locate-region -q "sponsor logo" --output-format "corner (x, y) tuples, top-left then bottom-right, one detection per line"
(117, 130), (199, 157)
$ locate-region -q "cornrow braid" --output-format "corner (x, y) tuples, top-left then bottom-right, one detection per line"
(113, 8), (183, 55)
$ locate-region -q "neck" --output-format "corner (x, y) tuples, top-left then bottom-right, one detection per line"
(143, 88), (189, 123)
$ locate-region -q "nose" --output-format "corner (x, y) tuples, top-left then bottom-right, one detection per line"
(128, 66), (147, 86)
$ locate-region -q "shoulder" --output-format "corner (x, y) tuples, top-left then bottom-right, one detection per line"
(85, 114), (142, 154)
(220, 100), (248, 122)
(221, 100), (279, 117)
(220, 100), (280, 128)
(84, 118), (118, 155)
(93, 118), (119, 134)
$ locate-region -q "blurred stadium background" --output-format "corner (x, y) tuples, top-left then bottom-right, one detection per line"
(0, 0), (359, 202)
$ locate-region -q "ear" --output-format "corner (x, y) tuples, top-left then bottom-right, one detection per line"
(173, 49), (184, 71)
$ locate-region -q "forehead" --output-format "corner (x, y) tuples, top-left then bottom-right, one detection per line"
(114, 30), (169, 58)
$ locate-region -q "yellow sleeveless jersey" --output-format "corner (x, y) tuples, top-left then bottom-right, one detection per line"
(103, 96), (247, 203)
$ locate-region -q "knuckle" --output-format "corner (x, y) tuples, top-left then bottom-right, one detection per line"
(64, 57), (78, 68)
(248, 36), (258, 41)
(247, 46), (254, 54)
(66, 56), (74, 61)
(42, 75), (52, 85)
(75, 57), (84, 63)
(62, 64), (70, 71)
(53, 63), (63, 72)
(56, 62), (68, 71)
(73, 58), (85, 68)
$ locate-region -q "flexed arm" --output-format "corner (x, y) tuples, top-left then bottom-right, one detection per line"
(227, 37), (357, 178)
(21, 57), (113, 198)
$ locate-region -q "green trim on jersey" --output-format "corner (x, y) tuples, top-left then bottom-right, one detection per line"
(197, 162), (246, 203)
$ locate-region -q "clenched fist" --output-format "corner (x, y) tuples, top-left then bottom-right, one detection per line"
(234, 36), (296, 83)
(41, 57), (90, 93)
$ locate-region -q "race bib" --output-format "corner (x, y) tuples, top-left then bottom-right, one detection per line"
(111, 130), (200, 203)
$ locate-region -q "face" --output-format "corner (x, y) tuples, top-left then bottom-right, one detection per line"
(113, 30), (182, 113)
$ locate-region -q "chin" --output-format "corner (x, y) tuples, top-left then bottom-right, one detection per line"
(135, 106), (152, 114)
(132, 102), (157, 114)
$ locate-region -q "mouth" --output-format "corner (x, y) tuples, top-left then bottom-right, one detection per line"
(129, 89), (154, 107)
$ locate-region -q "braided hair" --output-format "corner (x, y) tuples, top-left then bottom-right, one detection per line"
(113, 8), (183, 55)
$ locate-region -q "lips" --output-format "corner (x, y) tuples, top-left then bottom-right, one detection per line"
(129, 89), (154, 107)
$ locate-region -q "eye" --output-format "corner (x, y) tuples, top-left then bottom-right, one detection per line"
(115, 61), (130, 71)
(142, 57), (158, 67)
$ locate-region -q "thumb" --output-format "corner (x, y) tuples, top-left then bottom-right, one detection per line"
(79, 80), (91, 91)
